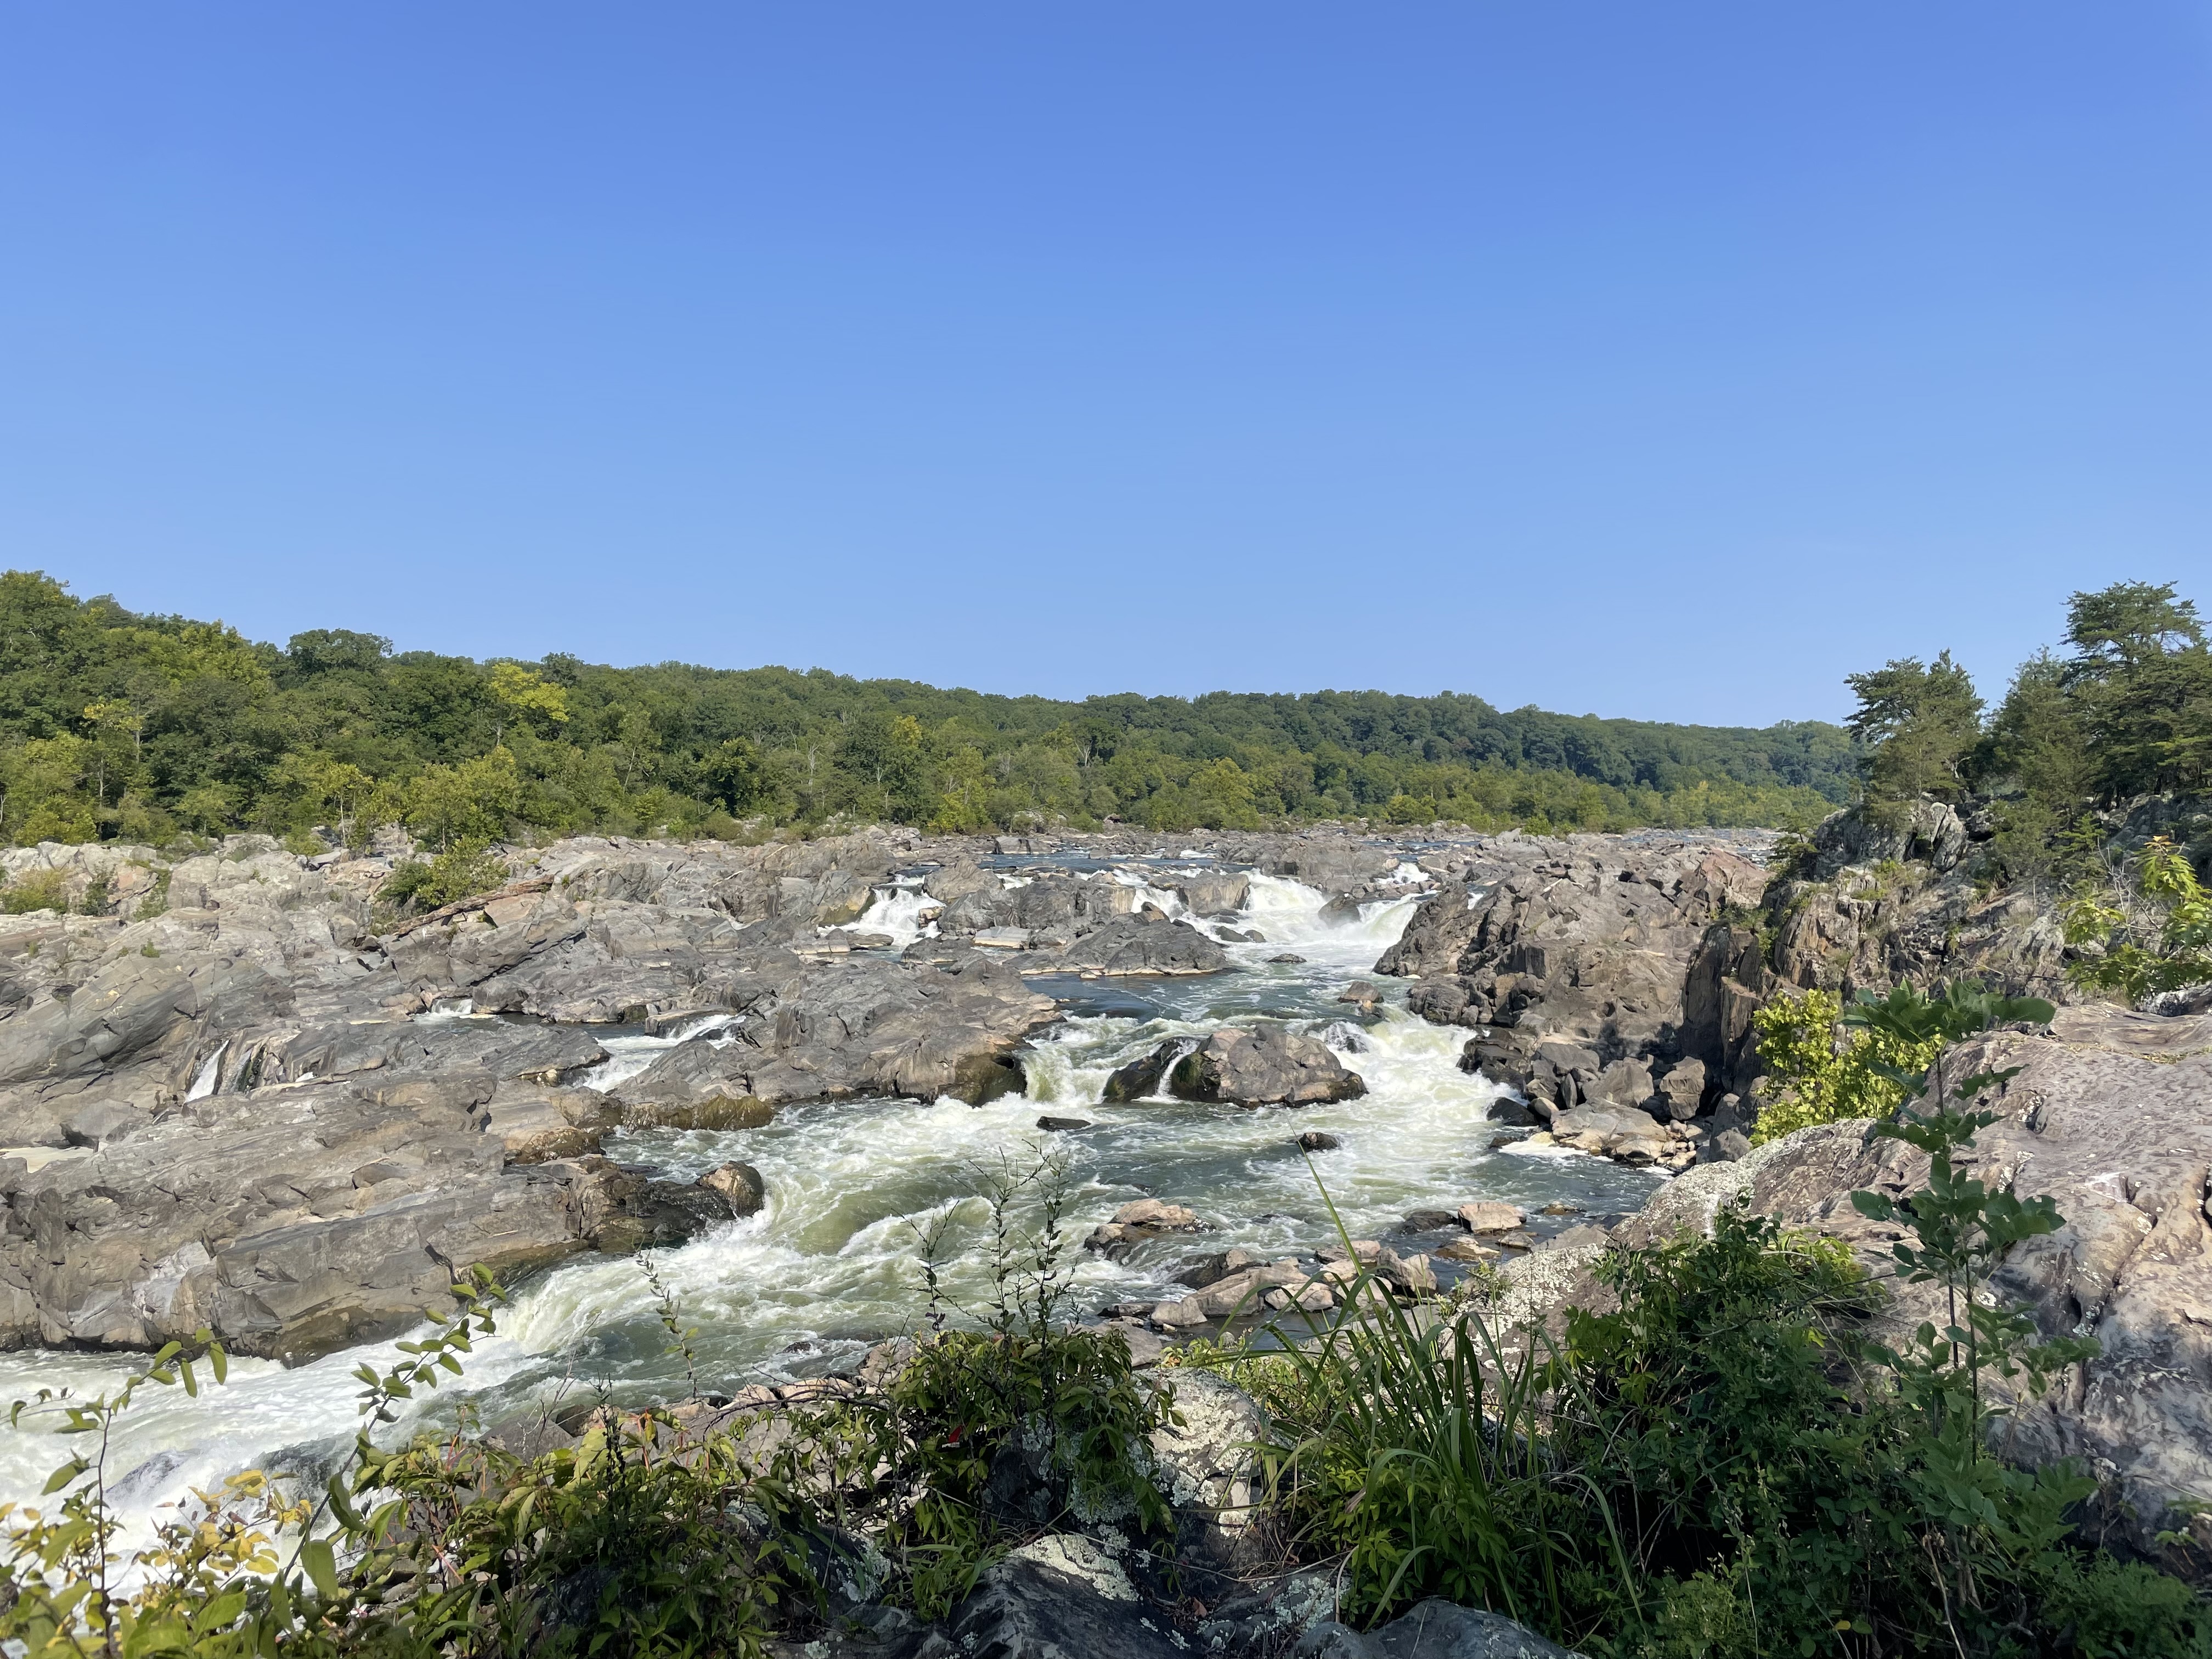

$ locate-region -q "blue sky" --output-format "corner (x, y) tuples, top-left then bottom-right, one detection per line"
(2, 4), (2206, 725)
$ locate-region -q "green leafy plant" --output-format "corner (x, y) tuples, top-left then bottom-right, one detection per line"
(2062, 835), (2212, 1005)
(1747, 987), (1944, 1144)
(0, 871), (71, 915)
(379, 838), (509, 913)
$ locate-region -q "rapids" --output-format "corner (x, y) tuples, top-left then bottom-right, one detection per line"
(0, 860), (1660, 1542)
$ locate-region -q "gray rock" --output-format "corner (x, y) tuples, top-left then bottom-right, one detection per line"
(1168, 1023), (1367, 1107)
(1047, 914), (1231, 977)
(698, 1160), (764, 1217)
(1101, 1037), (1201, 1103)
(943, 1550), (1181, 1658)
(1176, 871), (1250, 915)
(1296, 1598), (1584, 1657)
(1655, 1057), (1707, 1120)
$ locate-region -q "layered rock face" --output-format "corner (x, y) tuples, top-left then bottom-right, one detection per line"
(1612, 1004), (2212, 1575)
(1381, 832), (1772, 1164)
(1760, 799), (2072, 1007)
(0, 831), (1059, 1360)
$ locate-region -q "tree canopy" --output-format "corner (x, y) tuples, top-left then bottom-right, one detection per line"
(0, 569), (1854, 848)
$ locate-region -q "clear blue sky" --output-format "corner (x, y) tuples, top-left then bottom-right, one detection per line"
(3, 5), (2206, 726)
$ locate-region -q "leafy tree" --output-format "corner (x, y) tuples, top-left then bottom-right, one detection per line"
(282, 627), (391, 678)
(176, 781), (238, 835)
(2061, 580), (2212, 797)
(405, 747), (520, 849)
(1845, 650), (1984, 808)
(698, 736), (765, 815)
(486, 661), (570, 745)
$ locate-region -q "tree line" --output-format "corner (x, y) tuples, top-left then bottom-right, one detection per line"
(0, 569), (1852, 848)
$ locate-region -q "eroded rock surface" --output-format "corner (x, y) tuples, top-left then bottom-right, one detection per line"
(1605, 1004), (2212, 1576)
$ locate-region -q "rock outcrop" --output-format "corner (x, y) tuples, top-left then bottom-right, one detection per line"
(1166, 1024), (1367, 1107)
(0, 1074), (715, 1361)
(1593, 1003), (2212, 1577)
(1104, 1025), (1365, 1108)
(0, 830), (1069, 1360)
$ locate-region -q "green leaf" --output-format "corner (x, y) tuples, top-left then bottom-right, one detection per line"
(326, 1474), (364, 1530)
(300, 1536), (341, 1600)
(42, 1456), (87, 1494)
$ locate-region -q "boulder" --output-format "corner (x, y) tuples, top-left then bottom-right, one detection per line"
(1297, 1130), (1341, 1152)
(1083, 1199), (1206, 1260)
(1150, 1369), (1267, 1557)
(1167, 1024), (1367, 1107)
(1049, 915), (1230, 977)
(697, 1160), (765, 1217)
(1101, 1038), (1200, 1103)
(1175, 871), (1250, 915)
(944, 1542), (1180, 1658)
(1548, 1102), (1671, 1162)
(1584, 1058), (1654, 1110)
(1655, 1057), (1707, 1121)
(1457, 1201), (1527, 1234)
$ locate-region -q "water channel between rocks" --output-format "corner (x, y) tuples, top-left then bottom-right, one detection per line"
(0, 857), (1662, 1537)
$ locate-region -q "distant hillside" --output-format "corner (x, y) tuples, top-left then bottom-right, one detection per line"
(0, 569), (1849, 848)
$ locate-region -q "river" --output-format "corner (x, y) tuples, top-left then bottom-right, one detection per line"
(0, 853), (1661, 1541)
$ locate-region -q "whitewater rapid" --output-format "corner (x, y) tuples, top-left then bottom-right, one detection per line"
(0, 860), (1658, 1542)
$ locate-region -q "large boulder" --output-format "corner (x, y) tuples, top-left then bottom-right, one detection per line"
(1101, 1037), (1200, 1103)
(1048, 914), (1229, 977)
(1167, 1024), (1366, 1107)
(614, 955), (1056, 1109)
(0, 1077), (717, 1362)
(1380, 839), (1769, 1076)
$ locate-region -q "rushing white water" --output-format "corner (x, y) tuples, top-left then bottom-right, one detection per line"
(0, 862), (1661, 1536)
(184, 1041), (228, 1102)
(578, 1014), (742, 1093)
(840, 880), (941, 950)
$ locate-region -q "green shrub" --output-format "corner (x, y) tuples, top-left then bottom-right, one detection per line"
(379, 839), (509, 912)
(1748, 986), (1943, 1144)
(2064, 834), (2212, 1006)
(0, 871), (70, 915)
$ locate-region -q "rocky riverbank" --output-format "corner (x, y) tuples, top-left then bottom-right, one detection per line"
(0, 821), (1691, 1363)
(3, 808), (2207, 1608)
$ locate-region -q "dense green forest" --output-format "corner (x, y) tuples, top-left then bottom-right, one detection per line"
(3, 571), (2200, 857)
(0, 570), (1850, 848)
